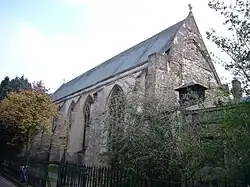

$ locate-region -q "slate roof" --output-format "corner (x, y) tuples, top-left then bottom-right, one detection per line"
(52, 20), (185, 101)
(175, 81), (208, 91)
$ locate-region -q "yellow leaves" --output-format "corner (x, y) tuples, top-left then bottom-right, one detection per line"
(0, 90), (58, 137)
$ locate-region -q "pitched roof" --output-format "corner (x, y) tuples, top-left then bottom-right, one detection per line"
(52, 20), (185, 101)
(175, 81), (208, 91)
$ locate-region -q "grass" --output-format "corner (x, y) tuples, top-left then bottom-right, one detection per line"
(47, 177), (57, 187)
(47, 167), (58, 187)
(48, 166), (58, 174)
(48, 177), (57, 182)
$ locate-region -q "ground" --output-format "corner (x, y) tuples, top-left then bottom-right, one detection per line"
(0, 176), (16, 187)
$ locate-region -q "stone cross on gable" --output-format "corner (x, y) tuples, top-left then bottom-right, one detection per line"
(188, 3), (193, 12)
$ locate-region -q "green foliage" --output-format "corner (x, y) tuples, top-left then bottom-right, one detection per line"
(0, 119), (24, 162)
(104, 92), (205, 182)
(207, 0), (250, 88)
(116, 112), (177, 180)
(192, 102), (250, 183)
(104, 83), (250, 185)
(0, 75), (32, 100)
(221, 102), (250, 178)
(0, 76), (57, 160)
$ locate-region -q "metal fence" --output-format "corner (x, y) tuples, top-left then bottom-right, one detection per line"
(56, 162), (185, 187)
(1, 157), (47, 187)
(1, 158), (190, 187)
(1, 158), (250, 187)
(55, 162), (248, 187)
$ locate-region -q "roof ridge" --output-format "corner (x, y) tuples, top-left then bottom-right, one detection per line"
(56, 20), (185, 90)
(53, 18), (186, 101)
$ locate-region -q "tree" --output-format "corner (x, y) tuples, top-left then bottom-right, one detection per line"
(0, 76), (54, 161)
(102, 88), (209, 185)
(206, 0), (250, 90)
(0, 77), (10, 101)
(223, 102), (250, 182)
(0, 89), (58, 160)
(0, 75), (32, 100)
(32, 80), (49, 94)
(102, 82), (250, 185)
(203, 102), (250, 184)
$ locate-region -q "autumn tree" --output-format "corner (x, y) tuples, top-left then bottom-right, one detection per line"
(0, 89), (58, 161)
(206, 0), (250, 90)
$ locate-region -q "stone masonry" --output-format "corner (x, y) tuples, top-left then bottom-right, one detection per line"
(44, 11), (221, 165)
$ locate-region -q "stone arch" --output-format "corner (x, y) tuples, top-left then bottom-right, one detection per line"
(82, 95), (94, 153)
(105, 84), (123, 111)
(66, 100), (77, 131)
(106, 84), (126, 151)
(57, 100), (66, 112)
(60, 100), (76, 161)
(67, 100), (76, 116)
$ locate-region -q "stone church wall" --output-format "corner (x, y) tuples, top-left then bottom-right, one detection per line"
(46, 14), (222, 165)
(168, 14), (221, 103)
(143, 14), (221, 111)
(146, 53), (181, 109)
(51, 65), (148, 165)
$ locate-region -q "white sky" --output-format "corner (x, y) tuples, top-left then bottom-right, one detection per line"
(0, 0), (234, 92)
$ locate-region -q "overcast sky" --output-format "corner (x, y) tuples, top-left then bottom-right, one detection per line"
(0, 0), (234, 92)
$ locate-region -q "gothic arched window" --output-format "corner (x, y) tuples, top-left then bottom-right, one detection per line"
(107, 85), (125, 151)
(67, 101), (76, 128)
(82, 95), (93, 152)
(61, 101), (76, 162)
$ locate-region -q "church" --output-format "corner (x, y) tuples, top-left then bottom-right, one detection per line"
(50, 9), (221, 165)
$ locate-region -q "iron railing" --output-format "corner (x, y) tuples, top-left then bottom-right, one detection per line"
(1, 158), (250, 187)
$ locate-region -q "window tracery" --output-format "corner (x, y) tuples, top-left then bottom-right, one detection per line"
(107, 85), (125, 151)
(82, 96), (93, 152)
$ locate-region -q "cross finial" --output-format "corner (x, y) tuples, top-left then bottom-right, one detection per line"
(188, 3), (193, 12)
